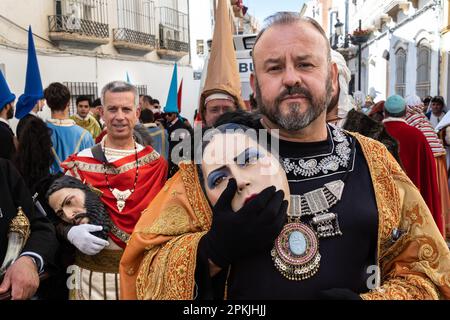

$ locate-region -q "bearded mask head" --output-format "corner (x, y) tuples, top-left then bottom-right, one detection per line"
(46, 176), (111, 240)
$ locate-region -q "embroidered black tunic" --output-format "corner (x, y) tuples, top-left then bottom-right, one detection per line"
(224, 125), (379, 299)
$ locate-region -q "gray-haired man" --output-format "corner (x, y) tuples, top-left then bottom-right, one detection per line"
(59, 81), (168, 299)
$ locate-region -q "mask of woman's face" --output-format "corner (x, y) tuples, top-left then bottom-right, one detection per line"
(202, 132), (290, 211)
(48, 188), (90, 225)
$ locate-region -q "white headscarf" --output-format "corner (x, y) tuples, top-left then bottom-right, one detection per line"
(436, 111), (450, 132)
(405, 94), (423, 108)
(331, 50), (356, 119)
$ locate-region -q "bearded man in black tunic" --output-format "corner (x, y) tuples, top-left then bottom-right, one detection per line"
(196, 13), (450, 300)
(120, 12), (450, 300)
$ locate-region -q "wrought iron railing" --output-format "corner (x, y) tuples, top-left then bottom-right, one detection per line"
(136, 85), (148, 96)
(48, 15), (109, 39)
(113, 28), (156, 47)
(63, 82), (98, 115)
(159, 32), (189, 52)
(158, 7), (189, 52)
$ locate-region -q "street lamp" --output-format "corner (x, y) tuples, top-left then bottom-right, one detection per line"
(332, 19), (344, 49)
(350, 20), (370, 91)
(335, 19), (344, 37)
(329, 11), (339, 48)
(332, 19), (369, 92)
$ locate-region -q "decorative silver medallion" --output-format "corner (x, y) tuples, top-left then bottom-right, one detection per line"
(112, 188), (131, 213)
(271, 222), (321, 281)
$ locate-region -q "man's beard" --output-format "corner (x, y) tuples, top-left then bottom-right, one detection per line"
(84, 191), (111, 240)
(255, 75), (333, 131)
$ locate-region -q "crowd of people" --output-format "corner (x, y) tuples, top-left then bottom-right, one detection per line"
(0, 3), (449, 301)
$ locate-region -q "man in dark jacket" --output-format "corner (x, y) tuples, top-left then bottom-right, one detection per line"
(0, 70), (16, 160)
(0, 159), (57, 299)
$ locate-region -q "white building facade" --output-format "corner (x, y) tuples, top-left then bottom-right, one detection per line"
(304, 0), (443, 104)
(0, 0), (205, 130)
(347, 0), (441, 102)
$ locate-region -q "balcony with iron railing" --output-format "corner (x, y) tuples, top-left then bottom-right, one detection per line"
(48, 14), (109, 45)
(113, 28), (156, 51)
(157, 7), (189, 60)
(113, 0), (156, 53)
(48, 0), (109, 46)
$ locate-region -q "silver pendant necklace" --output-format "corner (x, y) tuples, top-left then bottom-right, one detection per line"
(281, 125), (352, 181)
(102, 140), (139, 213)
(272, 136), (356, 281)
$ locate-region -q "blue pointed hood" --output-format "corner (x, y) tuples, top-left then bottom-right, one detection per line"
(15, 26), (44, 119)
(126, 72), (131, 84)
(0, 70), (15, 111)
(163, 63), (179, 113)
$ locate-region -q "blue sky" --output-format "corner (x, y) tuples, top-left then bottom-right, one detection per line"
(244, 0), (306, 26)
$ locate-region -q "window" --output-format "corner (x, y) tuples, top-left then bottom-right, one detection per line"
(63, 82), (98, 115)
(50, 0), (109, 38)
(193, 71), (202, 80)
(135, 85), (148, 96)
(395, 48), (406, 97)
(115, 0), (156, 45)
(196, 40), (204, 55)
(416, 39), (431, 99)
(159, 6), (189, 52)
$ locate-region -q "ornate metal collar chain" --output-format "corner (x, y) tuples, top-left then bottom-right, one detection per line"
(281, 125), (353, 182)
(102, 140), (139, 213)
(272, 135), (356, 281)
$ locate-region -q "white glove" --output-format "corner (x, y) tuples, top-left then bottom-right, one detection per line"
(67, 224), (109, 256)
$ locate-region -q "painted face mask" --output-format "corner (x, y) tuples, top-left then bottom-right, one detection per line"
(201, 124), (290, 212)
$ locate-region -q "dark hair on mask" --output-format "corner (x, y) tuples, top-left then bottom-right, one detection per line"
(213, 109), (262, 128)
(195, 122), (257, 206)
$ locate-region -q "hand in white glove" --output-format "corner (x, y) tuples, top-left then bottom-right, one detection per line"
(67, 224), (109, 255)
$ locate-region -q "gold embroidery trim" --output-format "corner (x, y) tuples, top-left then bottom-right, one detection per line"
(179, 162), (212, 230)
(64, 150), (160, 174)
(141, 205), (192, 236)
(136, 232), (206, 300)
(111, 224), (130, 244)
(350, 132), (401, 261)
(75, 249), (123, 274)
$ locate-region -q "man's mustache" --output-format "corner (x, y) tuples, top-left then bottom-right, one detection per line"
(275, 86), (313, 105)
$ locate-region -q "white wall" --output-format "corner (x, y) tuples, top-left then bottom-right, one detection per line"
(387, 7), (440, 98)
(346, 2), (440, 100)
(0, 0), (211, 132)
(188, 0), (213, 72)
(0, 46), (199, 131)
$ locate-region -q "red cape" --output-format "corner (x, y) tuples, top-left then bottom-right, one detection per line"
(62, 146), (168, 248)
(384, 120), (444, 235)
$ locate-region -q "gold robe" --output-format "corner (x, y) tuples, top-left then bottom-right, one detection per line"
(120, 133), (450, 300)
(70, 114), (102, 139)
